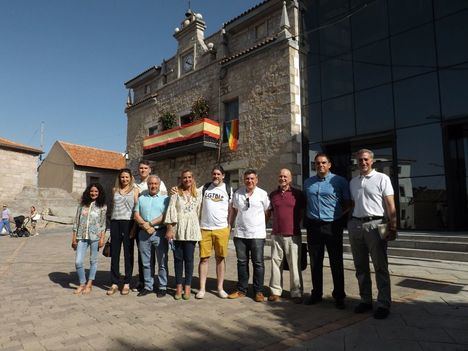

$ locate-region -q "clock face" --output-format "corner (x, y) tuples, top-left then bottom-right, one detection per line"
(183, 53), (194, 72)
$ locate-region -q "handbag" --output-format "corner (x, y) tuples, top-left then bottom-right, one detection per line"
(282, 242), (308, 271)
(102, 238), (111, 257)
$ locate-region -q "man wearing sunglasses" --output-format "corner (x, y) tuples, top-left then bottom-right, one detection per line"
(304, 153), (351, 309)
(228, 169), (270, 302)
(348, 149), (396, 320)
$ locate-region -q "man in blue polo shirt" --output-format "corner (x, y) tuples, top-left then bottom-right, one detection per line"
(134, 175), (170, 297)
(303, 153), (351, 309)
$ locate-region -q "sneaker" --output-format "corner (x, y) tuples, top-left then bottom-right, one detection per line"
(156, 290), (167, 298)
(228, 291), (246, 299)
(373, 307), (390, 319)
(268, 294), (280, 302)
(354, 302), (373, 314)
(335, 299), (346, 310)
(304, 295), (322, 305)
(195, 290), (205, 299)
(254, 292), (265, 303)
(217, 290), (228, 299)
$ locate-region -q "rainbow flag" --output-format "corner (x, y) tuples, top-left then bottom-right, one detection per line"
(226, 119), (239, 151)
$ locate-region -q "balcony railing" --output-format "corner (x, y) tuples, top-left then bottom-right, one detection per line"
(143, 118), (220, 160)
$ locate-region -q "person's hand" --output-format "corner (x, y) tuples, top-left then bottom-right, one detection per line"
(142, 222), (152, 231)
(385, 228), (397, 241)
(165, 228), (174, 241)
(170, 187), (178, 195)
(129, 226), (136, 239)
(98, 236), (105, 249)
(71, 240), (78, 251)
(146, 226), (156, 235)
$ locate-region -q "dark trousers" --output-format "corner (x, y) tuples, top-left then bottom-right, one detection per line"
(306, 218), (346, 300)
(173, 240), (196, 286)
(110, 219), (133, 285)
(234, 237), (265, 294)
(134, 221), (155, 286)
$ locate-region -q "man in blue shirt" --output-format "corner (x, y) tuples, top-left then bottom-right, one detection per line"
(134, 175), (170, 297)
(303, 153), (351, 309)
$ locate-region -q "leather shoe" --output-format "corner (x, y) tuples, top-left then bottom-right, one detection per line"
(228, 291), (246, 299)
(304, 295), (322, 305)
(137, 289), (152, 297)
(374, 307), (390, 319)
(354, 302), (373, 313)
(268, 294), (280, 302)
(292, 297), (303, 304)
(254, 292), (265, 302)
(156, 290), (167, 298)
(335, 299), (345, 310)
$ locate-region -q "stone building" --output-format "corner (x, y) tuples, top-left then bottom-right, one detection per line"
(125, 0), (306, 192)
(0, 137), (43, 203)
(38, 141), (126, 199)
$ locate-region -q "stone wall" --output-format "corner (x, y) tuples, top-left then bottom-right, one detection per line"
(71, 167), (118, 203)
(0, 148), (39, 204)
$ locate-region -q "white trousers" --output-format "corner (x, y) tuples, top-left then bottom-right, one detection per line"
(269, 235), (303, 297)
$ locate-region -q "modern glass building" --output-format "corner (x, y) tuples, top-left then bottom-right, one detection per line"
(302, 0), (468, 230)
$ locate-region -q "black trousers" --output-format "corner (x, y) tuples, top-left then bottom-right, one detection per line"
(306, 217), (346, 300)
(110, 219), (133, 285)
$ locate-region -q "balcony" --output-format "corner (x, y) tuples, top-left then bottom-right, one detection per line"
(143, 118), (220, 160)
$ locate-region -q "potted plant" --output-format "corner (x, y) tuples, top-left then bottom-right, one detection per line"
(160, 111), (177, 130)
(191, 97), (210, 121)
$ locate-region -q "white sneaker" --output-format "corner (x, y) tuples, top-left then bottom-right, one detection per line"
(218, 290), (228, 299)
(195, 290), (205, 299)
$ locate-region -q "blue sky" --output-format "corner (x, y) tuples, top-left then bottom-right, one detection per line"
(0, 0), (258, 154)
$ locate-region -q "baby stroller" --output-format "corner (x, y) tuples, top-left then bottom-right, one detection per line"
(11, 216), (31, 237)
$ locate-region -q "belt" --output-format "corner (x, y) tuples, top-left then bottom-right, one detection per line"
(352, 216), (384, 222)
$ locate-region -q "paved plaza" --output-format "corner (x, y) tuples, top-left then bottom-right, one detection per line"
(0, 227), (467, 351)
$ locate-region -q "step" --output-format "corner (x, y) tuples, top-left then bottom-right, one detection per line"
(343, 244), (468, 262)
(342, 238), (468, 253)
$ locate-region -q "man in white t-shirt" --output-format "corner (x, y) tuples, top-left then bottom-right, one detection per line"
(228, 169), (270, 302)
(132, 159), (168, 292)
(348, 149), (397, 320)
(195, 166), (232, 299)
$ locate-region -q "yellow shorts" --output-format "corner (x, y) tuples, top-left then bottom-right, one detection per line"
(199, 227), (230, 258)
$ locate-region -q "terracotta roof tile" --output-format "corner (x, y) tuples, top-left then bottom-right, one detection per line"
(220, 36), (277, 64)
(58, 141), (126, 170)
(0, 137), (43, 154)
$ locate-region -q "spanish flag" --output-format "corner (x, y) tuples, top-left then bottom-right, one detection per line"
(226, 119), (239, 151)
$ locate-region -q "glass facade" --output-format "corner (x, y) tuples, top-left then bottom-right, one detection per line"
(303, 0), (468, 230)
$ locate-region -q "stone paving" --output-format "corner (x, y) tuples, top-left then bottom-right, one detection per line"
(0, 228), (467, 351)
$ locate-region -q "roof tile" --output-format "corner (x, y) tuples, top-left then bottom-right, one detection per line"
(58, 141), (126, 170)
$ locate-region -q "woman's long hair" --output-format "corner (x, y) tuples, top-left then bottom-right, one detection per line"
(114, 168), (135, 191)
(177, 169), (198, 197)
(81, 183), (106, 207)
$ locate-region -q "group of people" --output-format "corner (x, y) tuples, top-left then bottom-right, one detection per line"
(0, 204), (40, 236)
(72, 148), (397, 320)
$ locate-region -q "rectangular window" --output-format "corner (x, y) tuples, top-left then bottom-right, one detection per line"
(144, 84), (151, 94)
(223, 99), (239, 142)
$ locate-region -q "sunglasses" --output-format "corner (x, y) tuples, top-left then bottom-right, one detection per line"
(245, 197), (250, 209)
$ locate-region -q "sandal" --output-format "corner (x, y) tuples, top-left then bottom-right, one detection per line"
(74, 285), (86, 295)
(121, 284), (130, 295)
(83, 284), (92, 295)
(106, 284), (119, 296)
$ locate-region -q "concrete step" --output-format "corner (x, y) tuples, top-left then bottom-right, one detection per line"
(342, 238), (468, 253)
(343, 244), (468, 262)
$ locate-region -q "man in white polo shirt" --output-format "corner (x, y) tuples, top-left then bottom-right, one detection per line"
(348, 149), (397, 320)
(228, 169), (270, 302)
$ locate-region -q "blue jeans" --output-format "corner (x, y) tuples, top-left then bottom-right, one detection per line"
(0, 219), (11, 234)
(234, 237), (265, 294)
(75, 239), (99, 285)
(173, 241), (196, 286)
(138, 228), (168, 291)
